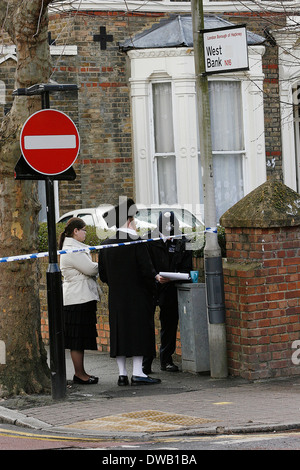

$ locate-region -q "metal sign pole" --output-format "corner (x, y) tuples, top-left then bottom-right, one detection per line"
(45, 176), (66, 399)
(13, 83), (78, 399)
(42, 90), (66, 400)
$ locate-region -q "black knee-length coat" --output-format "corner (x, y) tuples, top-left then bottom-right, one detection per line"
(98, 229), (157, 358)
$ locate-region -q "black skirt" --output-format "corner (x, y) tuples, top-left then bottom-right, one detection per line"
(63, 300), (98, 350)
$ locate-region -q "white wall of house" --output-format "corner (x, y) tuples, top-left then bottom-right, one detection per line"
(274, 19), (300, 193)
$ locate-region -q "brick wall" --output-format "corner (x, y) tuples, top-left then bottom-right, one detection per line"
(221, 180), (300, 380)
(48, 10), (168, 213)
(223, 226), (300, 380)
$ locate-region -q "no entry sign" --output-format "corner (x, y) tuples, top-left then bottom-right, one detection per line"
(20, 109), (80, 175)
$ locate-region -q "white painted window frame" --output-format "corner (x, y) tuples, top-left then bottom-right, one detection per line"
(149, 79), (178, 204)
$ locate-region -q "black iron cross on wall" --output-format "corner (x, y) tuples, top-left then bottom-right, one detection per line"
(93, 26), (113, 50)
(48, 32), (56, 46)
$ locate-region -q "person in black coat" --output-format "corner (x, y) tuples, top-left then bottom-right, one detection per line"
(98, 198), (162, 386)
(143, 211), (193, 374)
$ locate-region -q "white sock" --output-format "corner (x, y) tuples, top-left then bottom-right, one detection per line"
(133, 356), (147, 377)
(116, 356), (127, 376)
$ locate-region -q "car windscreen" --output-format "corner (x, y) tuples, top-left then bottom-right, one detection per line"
(76, 213), (95, 226)
(58, 215), (74, 224)
(135, 209), (202, 229)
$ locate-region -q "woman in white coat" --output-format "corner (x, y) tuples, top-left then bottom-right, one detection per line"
(59, 218), (100, 385)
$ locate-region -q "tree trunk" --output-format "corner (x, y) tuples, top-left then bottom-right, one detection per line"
(0, 0), (53, 396)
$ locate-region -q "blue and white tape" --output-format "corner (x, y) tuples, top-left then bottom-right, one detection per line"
(205, 227), (218, 234)
(0, 234), (189, 264)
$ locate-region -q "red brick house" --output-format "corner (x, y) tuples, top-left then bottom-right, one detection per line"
(1, 1), (299, 221)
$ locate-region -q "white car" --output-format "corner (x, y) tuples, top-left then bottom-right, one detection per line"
(134, 205), (203, 232)
(57, 204), (204, 246)
(57, 205), (113, 229)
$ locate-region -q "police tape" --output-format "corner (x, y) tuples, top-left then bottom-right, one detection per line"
(0, 234), (187, 264)
(0, 228), (217, 264)
(205, 227), (218, 233)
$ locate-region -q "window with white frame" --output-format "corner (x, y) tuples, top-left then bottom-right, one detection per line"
(293, 83), (300, 192)
(152, 82), (178, 204)
(151, 79), (245, 218)
(207, 80), (245, 220)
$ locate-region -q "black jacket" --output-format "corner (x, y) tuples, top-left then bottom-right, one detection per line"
(98, 229), (157, 357)
(147, 230), (193, 307)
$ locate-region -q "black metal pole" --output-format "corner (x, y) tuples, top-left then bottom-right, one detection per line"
(42, 91), (66, 399)
(41, 89), (50, 109)
(45, 178), (66, 399)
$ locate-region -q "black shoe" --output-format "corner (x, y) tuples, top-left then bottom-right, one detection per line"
(131, 375), (161, 386)
(73, 375), (99, 384)
(161, 362), (179, 372)
(118, 375), (129, 386)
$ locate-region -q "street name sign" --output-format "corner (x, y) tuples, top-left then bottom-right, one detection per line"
(203, 25), (249, 75)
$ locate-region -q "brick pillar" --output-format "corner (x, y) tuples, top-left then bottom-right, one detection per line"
(220, 180), (300, 380)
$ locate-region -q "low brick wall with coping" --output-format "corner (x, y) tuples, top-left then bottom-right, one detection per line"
(220, 179), (300, 380)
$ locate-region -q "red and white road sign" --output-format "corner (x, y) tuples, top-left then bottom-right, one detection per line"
(20, 109), (80, 175)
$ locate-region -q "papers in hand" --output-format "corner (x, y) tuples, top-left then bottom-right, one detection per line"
(159, 272), (190, 281)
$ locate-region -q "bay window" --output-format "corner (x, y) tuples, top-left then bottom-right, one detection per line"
(129, 45), (266, 222)
(152, 82), (177, 204)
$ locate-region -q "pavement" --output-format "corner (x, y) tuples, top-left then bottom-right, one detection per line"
(0, 349), (300, 440)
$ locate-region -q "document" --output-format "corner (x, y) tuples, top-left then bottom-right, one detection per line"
(159, 272), (190, 281)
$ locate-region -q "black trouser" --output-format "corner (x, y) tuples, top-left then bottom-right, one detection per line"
(143, 299), (179, 370)
(159, 301), (179, 366)
(142, 302), (156, 372)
